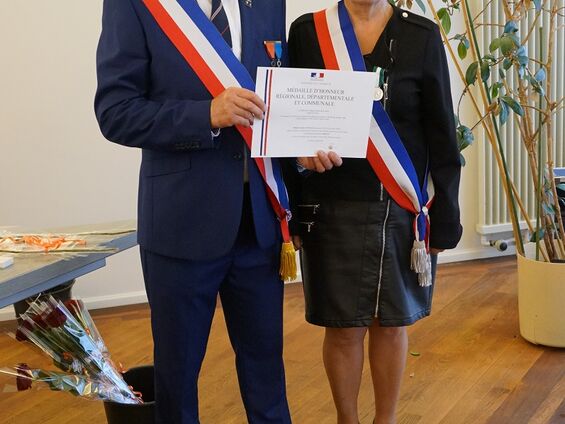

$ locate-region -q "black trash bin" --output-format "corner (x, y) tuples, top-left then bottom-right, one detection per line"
(13, 280), (75, 321)
(557, 183), (565, 224)
(103, 365), (155, 424)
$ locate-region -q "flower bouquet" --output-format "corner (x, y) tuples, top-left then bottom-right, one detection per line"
(1, 296), (142, 404)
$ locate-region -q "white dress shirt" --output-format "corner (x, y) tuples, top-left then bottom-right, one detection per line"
(197, 0), (242, 60)
(197, 0), (248, 181)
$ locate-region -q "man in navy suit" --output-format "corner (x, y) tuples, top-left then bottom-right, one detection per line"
(95, 0), (291, 423)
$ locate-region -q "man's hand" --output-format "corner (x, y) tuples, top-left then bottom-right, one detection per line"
(298, 151), (343, 173)
(430, 248), (444, 255)
(211, 87), (266, 129)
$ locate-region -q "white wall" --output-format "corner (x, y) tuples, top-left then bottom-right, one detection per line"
(0, 1), (499, 320)
(0, 1), (144, 320)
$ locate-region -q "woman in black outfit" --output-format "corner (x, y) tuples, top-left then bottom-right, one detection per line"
(285, 1), (463, 423)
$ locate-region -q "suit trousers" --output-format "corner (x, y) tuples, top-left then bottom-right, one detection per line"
(140, 187), (291, 424)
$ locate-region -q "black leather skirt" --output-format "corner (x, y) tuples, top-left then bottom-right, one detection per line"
(298, 193), (437, 328)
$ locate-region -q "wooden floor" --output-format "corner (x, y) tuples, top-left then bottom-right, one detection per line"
(0, 258), (564, 424)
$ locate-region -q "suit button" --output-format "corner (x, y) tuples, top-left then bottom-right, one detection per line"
(233, 152), (243, 160)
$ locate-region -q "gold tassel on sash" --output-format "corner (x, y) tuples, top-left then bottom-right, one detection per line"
(280, 241), (297, 281)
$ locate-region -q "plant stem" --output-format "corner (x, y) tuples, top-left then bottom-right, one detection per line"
(522, 0), (546, 44)
(545, 0), (565, 258)
(536, 27), (543, 261)
(462, 0), (525, 254)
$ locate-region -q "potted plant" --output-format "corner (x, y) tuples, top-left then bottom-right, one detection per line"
(396, 0), (565, 346)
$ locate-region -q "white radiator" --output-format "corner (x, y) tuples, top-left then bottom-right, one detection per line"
(476, 0), (565, 236)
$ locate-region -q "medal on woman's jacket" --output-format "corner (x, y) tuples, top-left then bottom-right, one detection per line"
(313, 0), (435, 286)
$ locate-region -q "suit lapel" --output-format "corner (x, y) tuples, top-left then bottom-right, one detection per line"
(238, 0), (253, 69)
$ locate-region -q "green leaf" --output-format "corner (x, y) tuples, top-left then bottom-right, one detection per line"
(460, 153), (466, 167)
(456, 125), (474, 151)
(503, 57), (513, 70)
(501, 95), (524, 116)
(499, 101), (509, 125)
(542, 202), (556, 216)
(483, 54), (496, 63)
(454, 35), (470, 48)
(534, 68), (546, 82)
(499, 68), (506, 79)
(517, 56), (529, 67)
(441, 12), (452, 34)
(530, 228), (545, 242)
(509, 34), (521, 47)
(518, 66), (527, 79)
(414, 0), (426, 12)
(458, 41), (467, 59)
(517, 57), (529, 67)
(504, 20), (519, 34)
(491, 82), (503, 98)
(516, 45), (527, 56)
(489, 38), (501, 52)
(465, 61), (478, 86)
(500, 36), (516, 56)
(516, 46), (528, 66)
(529, 76), (545, 96)
(480, 62), (491, 82)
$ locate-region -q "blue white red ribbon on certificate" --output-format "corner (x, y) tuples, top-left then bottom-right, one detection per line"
(142, 0), (296, 280)
(314, 1), (436, 286)
(258, 68), (274, 157)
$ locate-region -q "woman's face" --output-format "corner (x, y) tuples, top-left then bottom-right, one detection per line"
(346, 0), (388, 7)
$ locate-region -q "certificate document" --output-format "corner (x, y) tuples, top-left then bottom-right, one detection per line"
(251, 67), (377, 158)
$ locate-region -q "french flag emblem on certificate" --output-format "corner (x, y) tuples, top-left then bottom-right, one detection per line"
(310, 72), (325, 79)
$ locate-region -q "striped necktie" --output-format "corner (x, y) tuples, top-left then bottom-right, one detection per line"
(210, 0), (248, 182)
(211, 0), (232, 47)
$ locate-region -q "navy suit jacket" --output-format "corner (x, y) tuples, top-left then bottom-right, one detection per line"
(95, 0), (288, 261)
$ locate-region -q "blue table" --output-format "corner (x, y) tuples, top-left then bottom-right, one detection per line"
(0, 221), (137, 309)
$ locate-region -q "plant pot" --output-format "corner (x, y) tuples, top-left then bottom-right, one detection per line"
(103, 365), (155, 424)
(517, 253), (565, 347)
(13, 279), (75, 320)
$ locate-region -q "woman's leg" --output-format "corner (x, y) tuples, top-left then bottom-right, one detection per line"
(323, 326), (368, 424)
(368, 321), (408, 424)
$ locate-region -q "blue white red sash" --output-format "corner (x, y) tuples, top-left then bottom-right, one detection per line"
(142, 0), (296, 280)
(314, 1), (435, 286)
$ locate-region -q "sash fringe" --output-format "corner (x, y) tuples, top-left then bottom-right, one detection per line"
(411, 240), (432, 287)
(313, 1), (435, 289)
(280, 241), (297, 281)
(141, 0), (294, 281)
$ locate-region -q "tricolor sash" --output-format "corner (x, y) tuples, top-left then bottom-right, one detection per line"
(142, 0), (296, 280)
(314, 1), (435, 286)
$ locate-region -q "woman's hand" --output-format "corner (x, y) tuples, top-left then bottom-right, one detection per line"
(298, 151), (343, 173)
(292, 235), (302, 251)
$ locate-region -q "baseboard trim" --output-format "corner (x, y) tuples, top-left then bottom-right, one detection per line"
(0, 290), (149, 322)
(437, 246), (515, 264)
(0, 248), (513, 322)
